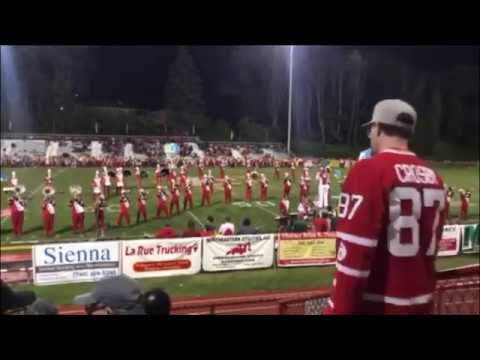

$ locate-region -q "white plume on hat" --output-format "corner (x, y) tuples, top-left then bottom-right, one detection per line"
(47, 168), (51, 177)
(12, 171), (16, 178)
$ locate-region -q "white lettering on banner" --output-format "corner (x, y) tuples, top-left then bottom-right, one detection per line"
(122, 238), (202, 279)
(202, 234), (274, 272)
(33, 241), (121, 286)
(438, 225), (461, 257)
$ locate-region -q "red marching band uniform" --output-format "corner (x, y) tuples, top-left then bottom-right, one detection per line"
(9, 195), (25, 236)
(156, 187), (170, 218)
(136, 189), (148, 224)
(245, 175), (253, 202)
(183, 181), (193, 211)
(224, 176), (233, 204)
(283, 173), (292, 198)
(69, 194), (85, 234)
(260, 174), (269, 201)
(219, 162), (225, 179)
(459, 189), (471, 220)
(135, 166), (142, 189)
(155, 164), (162, 188)
(299, 176), (308, 201)
(95, 195), (107, 235)
(279, 196), (289, 217)
(445, 186), (454, 220)
(273, 161), (280, 180)
(170, 185), (181, 215)
(102, 166), (112, 199)
(201, 175), (211, 207)
(116, 192), (131, 226)
(41, 195), (55, 237)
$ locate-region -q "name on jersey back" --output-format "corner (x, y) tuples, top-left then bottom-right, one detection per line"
(394, 164), (438, 185)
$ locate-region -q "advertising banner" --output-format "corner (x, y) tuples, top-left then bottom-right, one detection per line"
(277, 232), (336, 267)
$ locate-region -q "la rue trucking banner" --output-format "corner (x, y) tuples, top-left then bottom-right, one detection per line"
(202, 234), (274, 272)
(277, 232), (336, 267)
(438, 225), (461, 257)
(33, 241), (121, 285)
(122, 238), (202, 278)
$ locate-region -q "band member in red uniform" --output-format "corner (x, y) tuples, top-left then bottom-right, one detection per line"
(179, 166), (187, 189)
(459, 188), (471, 220)
(273, 161), (280, 180)
(283, 173), (292, 198)
(445, 186), (454, 220)
(155, 163), (162, 188)
(95, 194), (107, 237)
(219, 161), (225, 179)
(102, 166), (112, 199)
(115, 167), (124, 195)
(260, 173), (269, 201)
(299, 176), (308, 201)
(201, 174), (211, 207)
(224, 175), (233, 204)
(136, 188), (148, 224)
(207, 170), (215, 195)
(116, 190), (131, 226)
(168, 169), (177, 189)
(9, 193), (25, 237)
(245, 173), (253, 202)
(91, 170), (102, 205)
(290, 162), (296, 183)
(303, 166), (311, 195)
(73, 193), (86, 234)
(279, 194), (290, 217)
(170, 184), (181, 215)
(156, 186), (170, 218)
(41, 189), (55, 237)
(134, 166), (142, 189)
(183, 180), (194, 211)
(197, 161), (204, 179)
(69, 195), (79, 232)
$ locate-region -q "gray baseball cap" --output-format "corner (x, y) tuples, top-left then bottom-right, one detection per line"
(74, 275), (143, 310)
(362, 99), (417, 132)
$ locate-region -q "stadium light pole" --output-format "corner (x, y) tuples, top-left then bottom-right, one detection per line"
(287, 45), (294, 156)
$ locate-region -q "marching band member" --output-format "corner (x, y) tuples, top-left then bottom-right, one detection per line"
(10, 190), (25, 236)
(136, 188), (148, 224)
(223, 175), (233, 204)
(245, 173), (253, 202)
(134, 166), (142, 189)
(44, 168), (53, 187)
(115, 167), (124, 195)
(208, 170), (215, 195)
(70, 190), (86, 234)
(179, 165), (188, 189)
(91, 170), (102, 204)
(201, 174), (211, 207)
(183, 180), (194, 211)
(279, 194), (290, 217)
(10, 171), (18, 187)
(273, 161), (280, 180)
(283, 173), (292, 198)
(459, 188), (472, 220)
(299, 176), (308, 201)
(41, 187), (56, 237)
(303, 166), (311, 194)
(169, 184), (181, 215)
(155, 163), (162, 188)
(445, 185), (454, 220)
(197, 160), (204, 179)
(289, 161), (296, 182)
(219, 161), (225, 179)
(156, 186), (170, 218)
(116, 190), (131, 226)
(260, 173), (269, 201)
(94, 194), (107, 237)
(102, 166), (112, 199)
(316, 166), (331, 209)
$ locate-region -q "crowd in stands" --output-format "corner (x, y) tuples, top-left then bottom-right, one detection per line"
(1, 276), (171, 315)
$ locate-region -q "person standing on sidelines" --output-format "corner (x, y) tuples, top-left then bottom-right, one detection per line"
(324, 99), (447, 315)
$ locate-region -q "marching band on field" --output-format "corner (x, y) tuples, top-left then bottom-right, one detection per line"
(3, 161), (472, 238)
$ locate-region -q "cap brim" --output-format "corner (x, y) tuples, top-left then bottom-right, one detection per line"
(73, 292), (97, 306)
(361, 120), (375, 127)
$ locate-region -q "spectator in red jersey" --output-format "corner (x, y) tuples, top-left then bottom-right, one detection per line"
(182, 220), (202, 238)
(324, 99), (446, 315)
(312, 210), (330, 233)
(155, 223), (177, 239)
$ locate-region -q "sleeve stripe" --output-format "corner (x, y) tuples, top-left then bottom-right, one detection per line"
(336, 263), (370, 278)
(337, 231), (378, 248)
(363, 293), (434, 306)
(327, 298), (334, 309)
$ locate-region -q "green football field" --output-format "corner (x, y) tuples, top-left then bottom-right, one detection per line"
(1, 162), (479, 245)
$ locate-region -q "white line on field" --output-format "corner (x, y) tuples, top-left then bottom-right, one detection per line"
(187, 211), (205, 229)
(253, 204), (278, 217)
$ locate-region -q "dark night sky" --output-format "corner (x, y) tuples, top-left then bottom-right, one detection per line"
(85, 45), (478, 118)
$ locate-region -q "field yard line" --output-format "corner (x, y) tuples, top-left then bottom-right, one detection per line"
(187, 211), (205, 229)
(253, 204), (278, 217)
